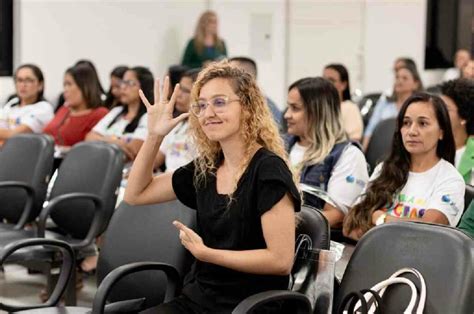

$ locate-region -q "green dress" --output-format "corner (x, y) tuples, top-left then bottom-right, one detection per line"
(458, 200), (474, 238)
(181, 39), (227, 69)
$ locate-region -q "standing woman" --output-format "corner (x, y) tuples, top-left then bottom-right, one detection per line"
(86, 66), (153, 161)
(0, 64), (54, 143)
(323, 63), (364, 142)
(181, 10), (227, 69)
(104, 65), (128, 109)
(125, 61), (300, 313)
(284, 77), (368, 227)
(44, 64), (109, 150)
(344, 93), (465, 240)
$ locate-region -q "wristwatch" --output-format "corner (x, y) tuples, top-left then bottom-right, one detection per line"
(375, 213), (387, 226)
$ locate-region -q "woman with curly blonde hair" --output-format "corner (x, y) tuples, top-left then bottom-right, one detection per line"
(125, 61), (300, 313)
(181, 10), (227, 68)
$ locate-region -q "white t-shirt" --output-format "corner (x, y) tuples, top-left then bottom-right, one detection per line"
(159, 121), (195, 172)
(455, 146), (465, 168)
(370, 159), (465, 226)
(0, 97), (54, 133)
(92, 106), (147, 141)
(290, 143), (369, 214)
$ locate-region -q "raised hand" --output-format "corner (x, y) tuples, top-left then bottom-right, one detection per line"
(139, 76), (190, 138)
(173, 220), (208, 261)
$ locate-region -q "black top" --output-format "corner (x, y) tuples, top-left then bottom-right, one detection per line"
(172, 148), (301, 311)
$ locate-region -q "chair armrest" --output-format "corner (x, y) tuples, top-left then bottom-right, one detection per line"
(232, 290), (311, 314)
(37, 192), (103, 250)
(0, 238), (75, 312)
(91, 262), (181, 314)
(0, 181), (35, 229)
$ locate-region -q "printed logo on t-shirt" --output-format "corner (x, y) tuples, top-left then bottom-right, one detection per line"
(170, 142), (190, 158)
(345, 175), (366, 188)
(382, 193), (427, 218)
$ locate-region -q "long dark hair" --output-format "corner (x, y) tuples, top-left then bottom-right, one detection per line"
(344, 92), (455, 234)
(104, 65), (128, 109)
(65, 64), (103, 109)
(324, 63), (351, 101)
(14, 64), (45, 103)
(74, 59), (105, 94)
(107, 66), (153, 133)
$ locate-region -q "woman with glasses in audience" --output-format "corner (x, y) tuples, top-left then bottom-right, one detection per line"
(323, 63), (364, 142)
(182, 10), (227, 68)
(125, 61), (300, 313)
(86, 66), (153, 161)
(440, 78), (474, 185)
(44, 64), (109, 154)
(363, 65), (423, 150)
(0, 64), (54, 144)
(284, 77), (368, 228)
(104, 65), (128, 109)
(344, 93), (465, 241)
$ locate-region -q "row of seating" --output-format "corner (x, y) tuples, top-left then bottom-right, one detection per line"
(1, 134), (474, 313)
(0, 134), (124, 305)
(2, 201), (473, 313)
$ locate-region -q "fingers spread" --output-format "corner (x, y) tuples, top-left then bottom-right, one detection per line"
(139, 89), (152, 110)
(161, 76), (170, 103)
(154, 78), (161, 105)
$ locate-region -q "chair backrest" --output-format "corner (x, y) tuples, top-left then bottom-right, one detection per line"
(49, 142), (123, 239)
(296, 205), (330, 251)
(358, 93), (381, 126)
(365, 118), (397, 173)
(334, 222), (474, 313)
(97, 200), (196, 309)
(0, 134), (54, 223)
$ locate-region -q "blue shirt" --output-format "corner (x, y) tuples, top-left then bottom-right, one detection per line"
(364, 97), (398, 137)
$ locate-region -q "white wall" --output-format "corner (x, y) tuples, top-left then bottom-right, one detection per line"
(1, 0), (447, 108)
(2, 0), (207, 104)
(210, 0), (286, 107)
(363, 0), (442, 93)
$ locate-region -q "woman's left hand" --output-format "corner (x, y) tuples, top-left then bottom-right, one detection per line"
(173, 220), (208, 261)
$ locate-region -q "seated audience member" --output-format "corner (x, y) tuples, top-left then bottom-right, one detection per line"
(230, 56), (283, 127)
(167, 64), (189, 98)
(440, 79), (474, 185)
(344, 93), (465, 241)
(285, 77), (368, 227)
(0, 64), (53, 143)
(44, 64), (109, 152)
(363, 65), (423, 150)
(380, 57), (418, 104)
(56, 59), (105, 112)
(461, 59), (474, 80)
(125, 61), (300, 313)
(323, 63), (364, 142)
(104, 65), (128, 109)
(458, 201), (474, 237)
(86, 66), (153, 161)
(443, 49), (471, 82)
(154, 69), (199, 172)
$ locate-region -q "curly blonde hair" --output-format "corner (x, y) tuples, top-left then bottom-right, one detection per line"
(188, 60), (289, 193)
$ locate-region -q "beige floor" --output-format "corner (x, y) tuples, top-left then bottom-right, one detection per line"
(0, 265), (96, 313)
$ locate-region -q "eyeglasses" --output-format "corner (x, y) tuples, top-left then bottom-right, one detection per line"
(120, 80), (139, 88)
(15, 77), (37, 85)
(190, 96), (239, 116)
